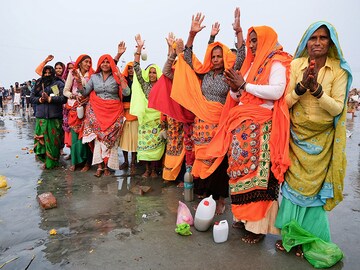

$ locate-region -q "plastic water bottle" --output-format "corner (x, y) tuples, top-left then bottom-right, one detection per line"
(184, 167), (194, 202)
(213, 220), (229, 243)
(194, 195), (216, 231)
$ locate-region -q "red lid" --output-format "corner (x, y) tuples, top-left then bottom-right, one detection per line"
(203, 200), (209, 206)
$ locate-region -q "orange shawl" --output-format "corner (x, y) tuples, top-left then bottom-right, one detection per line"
(171, 42), (236, 178)
(171, 42), (236, 123)
(208, 26), (292, 183)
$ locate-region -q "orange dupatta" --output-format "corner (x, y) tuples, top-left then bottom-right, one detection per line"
(171, 42), (236, 178)
(171, 42), (236, 123)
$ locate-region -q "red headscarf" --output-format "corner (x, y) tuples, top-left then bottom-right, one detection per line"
(74, 54), (94, 76)
(89, 54), (125, 132)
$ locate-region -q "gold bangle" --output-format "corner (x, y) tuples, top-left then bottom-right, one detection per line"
(135, 52), (141, 55)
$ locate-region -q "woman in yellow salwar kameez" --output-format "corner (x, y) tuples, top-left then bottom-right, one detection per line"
(130, 34), (165, 178)
(275, 22), (352, 265)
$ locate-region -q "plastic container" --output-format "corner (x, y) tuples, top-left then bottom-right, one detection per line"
(76, 106), (84, 119)
(213, 220), (229, 243)
(194, 195), (216, 231)
(141, 48), (148, 61)
(184, 169), (194, 202)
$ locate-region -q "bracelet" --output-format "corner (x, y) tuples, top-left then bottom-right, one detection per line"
(135, 52), (141, 55)
(238, 81), (246, 91)
(311, 84), (322, 97)
(295, 82), (307, 96)
(316, 90), (324, 99)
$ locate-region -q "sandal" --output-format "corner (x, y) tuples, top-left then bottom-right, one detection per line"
(103, 168), (111, 176)
(242, 232), (265, 244)
(80, 163), (91, 172)
(119, 162), (129, 170)
(295, 245), (304, 258)
(275, 240), (285, 251)
(94, 168), (103, 177)
(142, 170), (150, 178)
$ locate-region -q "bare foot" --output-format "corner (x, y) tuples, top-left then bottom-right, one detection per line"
(142, 170), (150, 178)
(150, 170), (158, 178)
(130, 164), (136, 175)
(242, 232), (265, 244)
(215, 198), (226, 215)
(41, 164), (46, 170)
(80, 164), (91, 172)
(68, 165), (76, 172)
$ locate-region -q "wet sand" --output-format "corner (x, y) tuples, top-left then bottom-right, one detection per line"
(0, 103), (360, 270)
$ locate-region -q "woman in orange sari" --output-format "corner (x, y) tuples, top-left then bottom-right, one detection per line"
(208, 25), (292, 243)
(76, 54), (129, 177)
(171, 9), (245, 214)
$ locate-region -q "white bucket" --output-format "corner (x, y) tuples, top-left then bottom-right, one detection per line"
(213, 220), (229, 243)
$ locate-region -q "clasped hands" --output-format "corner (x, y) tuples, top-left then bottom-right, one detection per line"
(296, 59), (323, 98)
(39, 92), (51, 103)
(224, 68), (246, 95)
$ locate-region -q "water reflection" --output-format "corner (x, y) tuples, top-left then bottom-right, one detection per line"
(37, 169), (138, 264)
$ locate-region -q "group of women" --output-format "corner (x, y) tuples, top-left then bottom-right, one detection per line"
(31, 6), (352, 267)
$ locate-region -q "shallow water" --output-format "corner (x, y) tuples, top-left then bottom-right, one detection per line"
(0, 102), (360, 270)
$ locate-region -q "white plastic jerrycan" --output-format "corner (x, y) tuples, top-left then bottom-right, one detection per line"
(194, 195), (216, 231)
(213, 220), (229, 243)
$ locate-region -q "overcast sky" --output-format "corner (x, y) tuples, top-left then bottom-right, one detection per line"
(1, 0), (359, 88)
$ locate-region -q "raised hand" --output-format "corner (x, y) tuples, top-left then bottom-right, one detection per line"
(211, 22), (220, 36)
(117, 41), (127, 55)
(232, 7), (242, 33)
(175, 39), (185, 55)
(166, 32), (176, 47)
(45, 55), (54, 63)
(135, 34), (145, 49)
(190, 13), (206, 35)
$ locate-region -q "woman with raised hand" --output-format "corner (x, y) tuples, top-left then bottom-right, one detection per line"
(77, 53), (129, 177)
(130, 34), (165, 178)
(171, 8), (245, 214)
